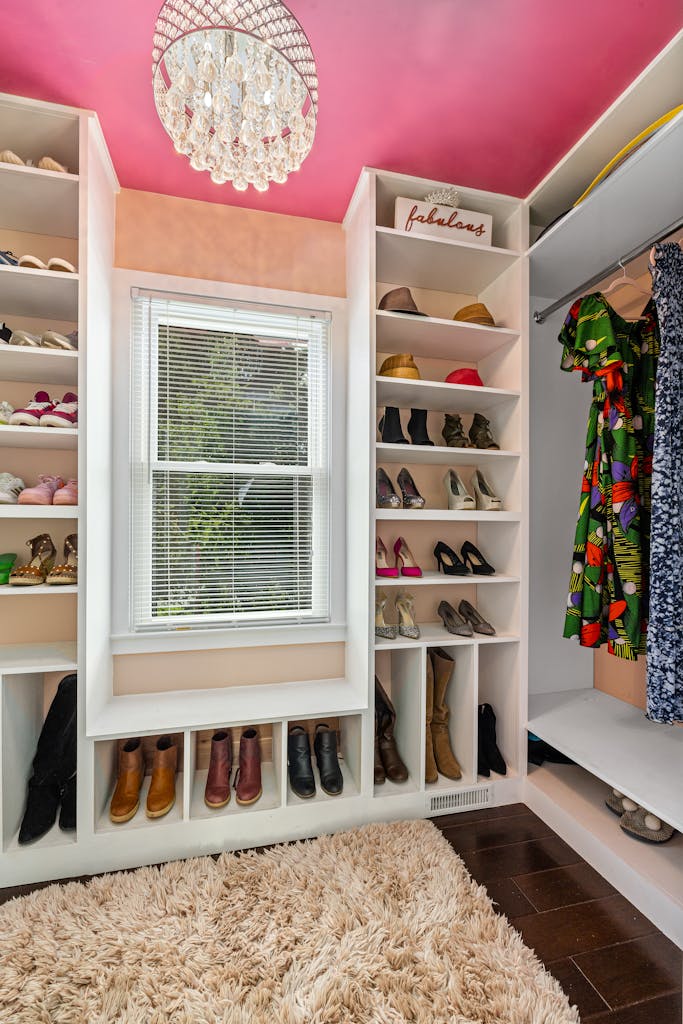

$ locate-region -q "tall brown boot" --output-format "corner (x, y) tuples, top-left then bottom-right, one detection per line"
(430, 648), (462, 780)
(375, 676), (408, 782)
(425, 654), (438, 783)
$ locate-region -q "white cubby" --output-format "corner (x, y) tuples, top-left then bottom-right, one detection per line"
(190, 723), (282, 820)
(0, 266), (79, 321)
(0, 346), (78, 386)
(94, 733), (185, 834)
(426, 643), (477, 789)
(285, 714), (362, 806)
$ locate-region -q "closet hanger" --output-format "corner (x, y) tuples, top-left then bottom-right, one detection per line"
(602, 259), (650, 320)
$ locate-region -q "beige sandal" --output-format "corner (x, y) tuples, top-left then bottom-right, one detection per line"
(46, 533), (77, 585)
(9, 534), (56, 586)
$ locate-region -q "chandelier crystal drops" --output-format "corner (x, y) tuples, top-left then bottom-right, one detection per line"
(152, 0), (318, 191)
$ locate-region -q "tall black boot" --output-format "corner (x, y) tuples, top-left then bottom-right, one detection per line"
(19, 674), (77, 844)
(478, 703), (506, 776)
(378, 407), (408, 444)
(407, 408), (434, 446)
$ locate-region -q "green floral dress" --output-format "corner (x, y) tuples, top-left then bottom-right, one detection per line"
(560, 293), (659, 660)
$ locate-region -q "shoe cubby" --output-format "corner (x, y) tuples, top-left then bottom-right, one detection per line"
(94, 733), (185, 834)
(189, 722), (282, 820)
(477, 642), (521, 779)
(426, 644), (478, 790)
(1, 669), (78, 851)
(373, 647), (423, 797)
(285, 714), (362, 806)
(375, 456), (522, 517)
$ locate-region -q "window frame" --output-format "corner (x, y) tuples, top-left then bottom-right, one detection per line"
(111, 269), (347, 654)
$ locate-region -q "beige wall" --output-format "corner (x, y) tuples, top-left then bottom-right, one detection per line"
(113, 188), (346, 696)
(594, 650), (646, 710)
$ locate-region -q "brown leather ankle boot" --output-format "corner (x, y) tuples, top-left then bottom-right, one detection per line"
(430, 648), (462, 780)
(110, 737), (143, 823)
(146, 735), (178, 818)
(425, 654), (438, 783)
(375, 676), (408, 783)
(374, 710), (386, 785)
(235, 728), (262, 806)
(204, 730), (232, 808)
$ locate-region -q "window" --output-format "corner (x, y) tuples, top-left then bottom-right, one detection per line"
(130, 289), (330, 632)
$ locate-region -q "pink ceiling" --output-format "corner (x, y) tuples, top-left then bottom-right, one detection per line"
(1, 2), (680, 222)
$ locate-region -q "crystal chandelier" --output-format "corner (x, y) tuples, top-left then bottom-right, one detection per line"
(152, 0), (318, 192)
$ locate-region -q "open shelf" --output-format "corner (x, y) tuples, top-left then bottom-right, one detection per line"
(376, 377), (519, 414)
(0, 162), (79, 238)
(375, 310), (518, 361)
(376, 227), (520, 293)
(96, 773), (185, 834)
(287, 757), (359, 806)
(0, 265), (78, 320)
(4, 818), (77, 854)
(0, 584), (78, 596)
(0, 346), (78, 385)
(192, 763), (280, 819)
(527, 762), (683, 948)
(375, 625), (519, 649)
(0, 505), (78, 519)
(373, 776), (420, 799)
(0, 425), (78, 449)
(527, 688), (683, 833)
(376, 509), (520, 522)
(0, 641), (76, 674)
(375, 572), (519, 587)
(376, 442), (520, 466)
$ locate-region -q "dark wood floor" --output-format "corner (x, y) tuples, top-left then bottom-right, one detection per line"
(1, 803), (681, 1022)
(432, 803), (682, 1023)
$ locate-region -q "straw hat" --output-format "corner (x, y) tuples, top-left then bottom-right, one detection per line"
(453, 302), (495, 327)
(378, 287), (425, 316)
(378, 354), (421, 379)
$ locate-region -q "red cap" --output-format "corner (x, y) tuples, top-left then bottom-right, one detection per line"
(445, 368), (484, 387)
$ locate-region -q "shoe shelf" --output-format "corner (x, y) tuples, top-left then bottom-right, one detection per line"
(0, 583), (78, 596)
(0, 162), (79, 239)
(375, 572), (520, 587)
(375, 628), (520, 650)
(376, 442), (521, 466)
(3, 818), (77, 854)
(0, 346), (78, 385)
(376, 509), (520, 522)
(375, 310), (519, 362)
(0, 425), (78, 449)
(0, 505), (78, 519)
(0, 265), (79, 321)
(0, 641), (76, 673)
(373, 775), (421, 800)
(191, 764), (281, 819)
(375, 227), (520, 293)
(287, 757), (360, 806)
(375, 377), (520, 415)
(95, 772), (185, 835)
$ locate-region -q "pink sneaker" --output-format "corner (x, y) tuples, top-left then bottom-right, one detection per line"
(9, 391), (54, 426)
(40, 392), (77, 429)
(52, 479), (77, 505)
(18, 475), (64, 505)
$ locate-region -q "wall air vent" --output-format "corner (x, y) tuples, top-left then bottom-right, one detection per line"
(429, 787), (492, 815)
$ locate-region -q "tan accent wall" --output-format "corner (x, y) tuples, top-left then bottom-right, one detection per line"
(594, 648), (646, 710)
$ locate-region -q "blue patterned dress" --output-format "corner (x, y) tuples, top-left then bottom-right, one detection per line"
(647, 243), (683, 724)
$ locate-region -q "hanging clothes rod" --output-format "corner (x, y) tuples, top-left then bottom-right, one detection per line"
(533, 216), (683, 324)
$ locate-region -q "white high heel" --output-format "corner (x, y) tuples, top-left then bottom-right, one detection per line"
(443, 469), (475, 510)
(471, 469), (503, 511)
(395, 590), (420, 639)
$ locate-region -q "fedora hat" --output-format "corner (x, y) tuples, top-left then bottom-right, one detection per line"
(378, 353), (421, 380)
(453, 302), (495, 327)
(378, 287), (426, 316)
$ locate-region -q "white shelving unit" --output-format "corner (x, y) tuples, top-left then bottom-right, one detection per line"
(0, 425), (78, 449)
(0, 162), (80, 237)
(0, 506), (78, 519)
(0, 346), (78, 385)
(375, 309), (518, 361)
(0, 265), (79, 320)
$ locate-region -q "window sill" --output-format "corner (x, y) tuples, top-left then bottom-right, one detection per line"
(111, 622), (347, 656)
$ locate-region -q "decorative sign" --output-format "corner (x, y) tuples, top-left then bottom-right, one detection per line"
(394, 197), (493, 247)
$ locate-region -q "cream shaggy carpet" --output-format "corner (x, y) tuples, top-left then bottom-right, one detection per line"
(0, 820), (579, 1023)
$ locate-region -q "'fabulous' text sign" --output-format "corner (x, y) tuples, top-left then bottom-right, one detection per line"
(394, 197), (493, 246)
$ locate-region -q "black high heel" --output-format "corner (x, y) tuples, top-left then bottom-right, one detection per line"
(397, 468), (425, 509)
(378, 407), (408, 444)
(461, 540), (495, 575)
(433, 541), (469, 576)
(407, 409), (434, 446)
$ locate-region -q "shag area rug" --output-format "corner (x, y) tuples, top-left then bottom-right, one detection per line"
(0, 820), (579, 1023)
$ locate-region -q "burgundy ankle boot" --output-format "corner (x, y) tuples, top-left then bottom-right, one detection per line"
(204, 730), (232, 809)
(235, 729), (262, 806)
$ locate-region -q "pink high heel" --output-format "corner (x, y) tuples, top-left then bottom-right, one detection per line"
(18, 475), (64, 505)
(393, 536), (422, 577)
(376, 536), (399, 578)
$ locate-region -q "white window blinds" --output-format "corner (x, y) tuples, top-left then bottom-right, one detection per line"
(130, 289), (331, 632)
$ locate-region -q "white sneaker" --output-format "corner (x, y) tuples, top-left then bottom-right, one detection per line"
(443, 469), (475, 510)
(471, 469), (503, 511)
(9, 330), (41, 347)
(0, 401), (14, 425)
(0, 473), (25, 503)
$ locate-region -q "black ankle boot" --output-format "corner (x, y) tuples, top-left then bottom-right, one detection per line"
(407, 408), (434, 446)
(287, 727), (316, 799)
(313, 724), (343, 796)
(478, 703), (506, 776)
(19, 673), (77, 844)
(378, 406), (408, 444)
